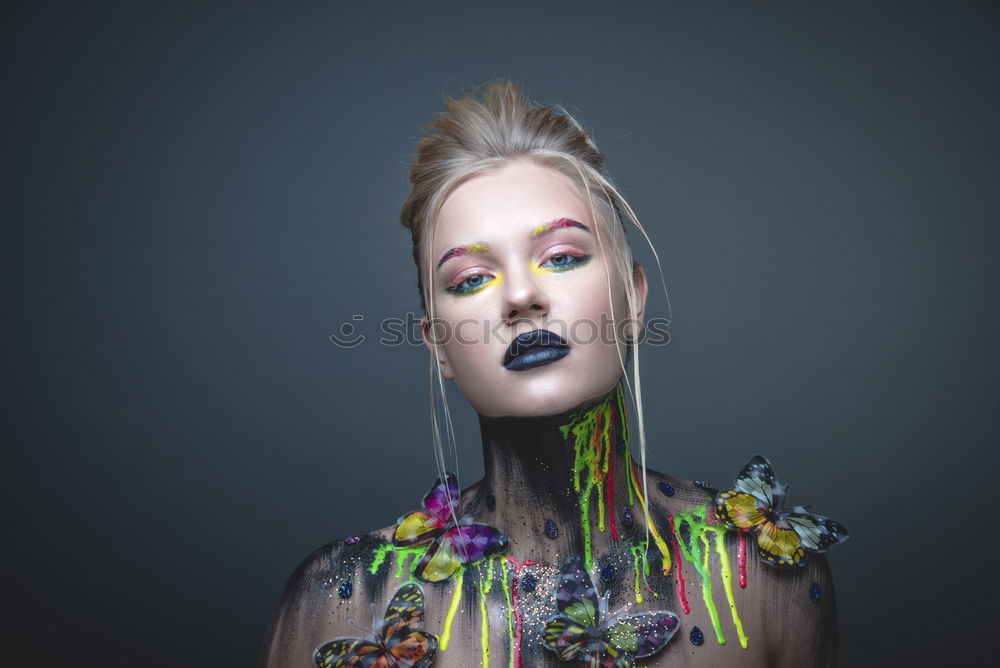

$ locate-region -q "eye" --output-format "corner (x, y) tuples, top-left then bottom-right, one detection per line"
(446, 272), (496, 296)
(540, 251), (591, 272)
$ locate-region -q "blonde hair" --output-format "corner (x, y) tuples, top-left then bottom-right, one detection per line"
(399, 78), (668, 535)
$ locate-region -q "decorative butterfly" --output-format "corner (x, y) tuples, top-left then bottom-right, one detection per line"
(714, 454), (849, 567)
(314, 582), (437, 668)
(393, 472), (508, 583)
(542, 557), (680, 667)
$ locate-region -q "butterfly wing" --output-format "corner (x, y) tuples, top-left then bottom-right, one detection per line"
(393, 511), (443, 546)
(555, 557), (600, 626)
(394, 474), (459, 546)
(754, 513), (807, 567)
(786, 507), (849, 552)
(422, 472), (459, 525)
(732, 454), (785, 508)
(542, 613), (598, 662)
(381, 583), (438, 668)
(714, 489), (766, 532)
(314, 638), (383, 668)
(542, 557), (603, 662)
(605, 610), (680, 659)
(412, 524), (508, 582)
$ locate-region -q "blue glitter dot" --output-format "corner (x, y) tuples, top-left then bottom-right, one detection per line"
(694, 480), (713, 491)
(338, 581), (353, 599)
(616, 440), (626, 453)
(520, 573), (538, 593)
(344, 536), (360, 545)
(657, 481), (675, 497)
(621, 507), (634, 527)
(809, 582), (823, 602)
(544, 520), (559, 539)
(600, 564), (617, 583)
(690, 626), (704, 646)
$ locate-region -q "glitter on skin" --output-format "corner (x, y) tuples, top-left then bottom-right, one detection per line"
(690, 626), (705, 646)
(600, 564), (617, 583)
(506, 556), (542, 668)
(543, 520), (559, 539)
(810, 582), (824, 602)
(344, 535), (360, 544)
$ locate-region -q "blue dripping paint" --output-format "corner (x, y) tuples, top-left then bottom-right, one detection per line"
(544, 520), (559, 539)
(657, 481), (675, 497)
(689, 626), (704, 646)
(600, 564), (617, 583)
(521, 573), (538, 593)
(809, 582), (823, 602)
(621, 507), (634, 527)
(338, 581), (353, 599)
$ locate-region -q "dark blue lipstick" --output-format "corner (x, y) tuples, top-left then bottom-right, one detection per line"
(503, 329), (570, 371)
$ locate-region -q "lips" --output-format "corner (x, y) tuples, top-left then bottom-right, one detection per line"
(503, 329), (570, 371)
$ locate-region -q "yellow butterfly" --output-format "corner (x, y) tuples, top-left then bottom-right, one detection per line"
(714, 455), (849, 567)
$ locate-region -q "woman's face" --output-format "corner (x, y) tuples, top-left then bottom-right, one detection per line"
(422, 159), (648, 418)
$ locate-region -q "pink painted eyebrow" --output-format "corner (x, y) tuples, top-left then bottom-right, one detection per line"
(436, 218), (589, 269)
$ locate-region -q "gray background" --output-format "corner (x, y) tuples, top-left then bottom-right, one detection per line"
(3, 1), (998, 666)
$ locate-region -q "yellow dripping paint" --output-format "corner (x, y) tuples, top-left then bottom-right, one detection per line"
(714, 531), (749, 649)
(671, 506), (750, 649)
(477, 563), (491, 667)
(440, 569), (464, 651)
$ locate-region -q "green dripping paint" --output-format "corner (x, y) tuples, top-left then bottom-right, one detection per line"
(714, 530), (749, 649)
(561, 385), (621, 570)
(368, 542), (427, 580)
(627, 540), (653, 604)
(671, 506), (728, 645)
(440, 569), (464, 651)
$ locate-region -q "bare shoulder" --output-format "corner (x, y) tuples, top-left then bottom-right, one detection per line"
(257, 526), (396, 668)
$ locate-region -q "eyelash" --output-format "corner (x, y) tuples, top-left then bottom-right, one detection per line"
(444, 251), (591, 296)
(445, 272), (496, 296)
(539, 251), (591, 272)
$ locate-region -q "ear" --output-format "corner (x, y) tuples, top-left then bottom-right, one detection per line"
(630, 261), (649, 338)
(421, 315), (455, 380)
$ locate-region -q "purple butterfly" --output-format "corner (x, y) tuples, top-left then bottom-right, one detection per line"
(393, 473), (508, 583)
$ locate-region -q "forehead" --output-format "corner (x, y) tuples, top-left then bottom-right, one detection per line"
(432, 160), (593, 249)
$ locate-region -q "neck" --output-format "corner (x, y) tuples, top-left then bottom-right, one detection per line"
(476, 380), (640, 562)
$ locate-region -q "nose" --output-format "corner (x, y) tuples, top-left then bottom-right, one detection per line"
(502, 265), (549, 323)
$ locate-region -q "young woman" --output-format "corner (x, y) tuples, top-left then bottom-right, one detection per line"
(259, 80), (846, 667)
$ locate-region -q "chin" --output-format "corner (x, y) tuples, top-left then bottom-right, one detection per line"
(468, 374), (620, 418)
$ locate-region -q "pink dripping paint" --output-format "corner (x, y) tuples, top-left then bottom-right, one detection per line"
(667, 518), (691, 615)
(506, 556), (542, 668)
(738, 531), (748, 589)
